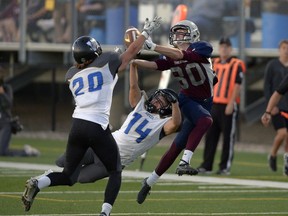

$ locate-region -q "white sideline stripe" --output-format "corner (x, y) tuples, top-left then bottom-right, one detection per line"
(1, 161), (288, 189)
(0, 162), (62, 172)
(4, 213), (288, 216)
(1, 189), (287, 195)
(124, 170), (288, 189)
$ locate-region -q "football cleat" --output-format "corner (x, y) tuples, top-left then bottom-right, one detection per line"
(99, 212), (109, 216)
(197, 167), (212, 174)
(268, 155), (277, 172)
(176, 162), (198, 176)
(215, 169), (230, 175)
(283, 153), (288, 176)
(137, 177), (151, 204)
(21, 178), (40, 211)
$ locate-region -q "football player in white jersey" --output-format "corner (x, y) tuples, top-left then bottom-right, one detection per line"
(55, 61), (182, 184)
(21, 17), (162, 216)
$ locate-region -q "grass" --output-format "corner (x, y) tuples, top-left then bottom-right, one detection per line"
(0, 136), (288, 215)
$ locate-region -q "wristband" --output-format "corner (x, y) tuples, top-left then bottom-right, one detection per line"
(148, 42), (156, 51)
(141, 31), (149, 39)
(265, 111), (271, 115)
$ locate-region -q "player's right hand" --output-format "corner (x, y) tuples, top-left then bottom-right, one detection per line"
(261, 113), (271, 127)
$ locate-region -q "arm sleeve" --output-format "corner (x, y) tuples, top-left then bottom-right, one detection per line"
(235, 64), (244, 84)
(108, 52), (122, 76)
(277, 74), (288, 95)
(182, 42), (213, 62)
(65, 66), (78, 83)
(155, 58), (173, 71)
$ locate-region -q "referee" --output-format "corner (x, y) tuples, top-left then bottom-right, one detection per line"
(198, 37), (246, 175)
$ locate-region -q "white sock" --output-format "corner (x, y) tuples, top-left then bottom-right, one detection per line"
(37, 176), (51, 189)
(284, 153), (288, 165)
(101, 203), (112, 215)
(146, 171), (159, 187)
(180, 150), (193, 165)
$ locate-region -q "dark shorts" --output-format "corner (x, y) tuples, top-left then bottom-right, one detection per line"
(272, 113), (288, 130)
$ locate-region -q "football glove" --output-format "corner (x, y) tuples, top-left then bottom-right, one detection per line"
(141, 16), (162, 39)
(144, 37), (156, 51)
(162, 90), (178, 104)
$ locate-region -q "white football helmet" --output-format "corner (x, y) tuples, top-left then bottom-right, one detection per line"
(169, 20), (200, 46)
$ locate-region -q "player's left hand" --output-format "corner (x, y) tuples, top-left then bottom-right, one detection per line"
(163, 90), (178, 104)
(225, 103), (234, 115)
(141, 16), (162, 39)
(144, 37), (156, 51)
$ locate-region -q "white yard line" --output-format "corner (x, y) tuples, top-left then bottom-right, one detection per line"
(1, 189), (287, 195)
(5, 213), (288, 216)
(124, 170), (288, 189)
(1, 161), (288, 189)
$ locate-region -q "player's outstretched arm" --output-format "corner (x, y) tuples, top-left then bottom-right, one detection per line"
(119, 16), (162, 72)
(162, 91), (181, 135)
(129, 62), (141, 107)
(132, 59), (158, 70)
(143, 36), (183, 60)
(163, 102), (181, 135)
(154, 44), (183, 60)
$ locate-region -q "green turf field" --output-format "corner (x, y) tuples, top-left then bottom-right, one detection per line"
(1, 136), (288, 215)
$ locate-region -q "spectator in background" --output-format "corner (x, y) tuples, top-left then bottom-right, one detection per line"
(263, 39), (288, 173)
(0, 0), (19, 42)
(26, 0), (54, 42)
(76, 0), (105, 37)
(53, 0), (71, 43)
(186, 0), (255, 41)
(261, 73), (288, 176)
(0, 67), (40, 157)
(186, 0), (225, 41)
(197, 37), (246, 175)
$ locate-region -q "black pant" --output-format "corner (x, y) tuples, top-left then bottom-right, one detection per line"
(200, 103), (238, 171)
(48, 118), (122, 206)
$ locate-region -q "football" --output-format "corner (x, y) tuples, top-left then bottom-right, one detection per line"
(124, 26), (141, 48)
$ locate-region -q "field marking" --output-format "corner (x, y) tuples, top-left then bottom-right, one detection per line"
(1, 189), (288, 195)
(0, 188), (288, 199)
(124, 170), (288, 189)
(1, 161), (288, 189)
(2, 193), (288, 202)
(2, 162), (288, 216)
(4, 213), (288, 216)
